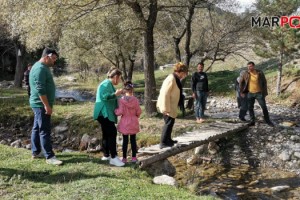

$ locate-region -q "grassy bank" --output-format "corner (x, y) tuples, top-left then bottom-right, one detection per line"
(0, 144), (216, 200)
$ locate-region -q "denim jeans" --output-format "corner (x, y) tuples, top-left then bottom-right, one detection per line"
(31, 107), (55, 159)
(247, 92), (270, 122)
(194, 91), (207, 119)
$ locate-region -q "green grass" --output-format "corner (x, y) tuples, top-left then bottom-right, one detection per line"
(0, 144), (216, 200)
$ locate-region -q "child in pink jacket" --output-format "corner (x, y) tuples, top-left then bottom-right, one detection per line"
(115, 81), (142, 163)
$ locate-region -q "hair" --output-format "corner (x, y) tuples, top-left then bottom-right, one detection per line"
(123, 81), (134, 91)
(42, 47), (59, 58)
(173, 62), (188, 73)
(107, 67), (122, 78)
(197, 62), (204, 67)
(247, 61), (255, 66)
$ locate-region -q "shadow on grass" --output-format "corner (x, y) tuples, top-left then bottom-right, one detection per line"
(0, 167), (118, 184)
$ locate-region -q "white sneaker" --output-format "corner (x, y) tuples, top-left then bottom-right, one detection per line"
(109, 156), (125, 167)
(101, 156), (111, 161)
(46, 156), (63, 165)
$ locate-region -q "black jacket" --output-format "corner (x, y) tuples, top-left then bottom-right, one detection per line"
(191, 71), (209, 93)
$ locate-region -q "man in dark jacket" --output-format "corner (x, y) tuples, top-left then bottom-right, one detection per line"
(235, 70), (247, 121)
(239, 61), (274, 126)
(191, 62), (209, 123)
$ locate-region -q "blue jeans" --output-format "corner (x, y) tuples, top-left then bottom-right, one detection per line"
(194, 91), (207, 119)
(31, 107), (55, 159)
(247, 92), (270, 122)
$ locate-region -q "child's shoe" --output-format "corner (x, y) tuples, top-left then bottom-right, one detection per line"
(122, 158), (127, 163)
(131, 157), (138, 162)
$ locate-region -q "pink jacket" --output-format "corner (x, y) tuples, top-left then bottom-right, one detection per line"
(115, 96), (142, 135)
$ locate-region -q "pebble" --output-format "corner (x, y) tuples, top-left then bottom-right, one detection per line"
(271, 185), (290, 192)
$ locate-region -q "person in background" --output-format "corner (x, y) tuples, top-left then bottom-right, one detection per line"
(239, 61), (274, 127)
(115, 81), (142, 163)
(29, 47), (62, 165)
(191, 62), (209, 123)
(23, 63), (32, 96)
(93, 67), (125, 167)
(157, 62), (188, 149)
(235, 70), (248, 121)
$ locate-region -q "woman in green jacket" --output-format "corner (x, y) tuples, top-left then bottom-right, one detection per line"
(93, 67), (124, 167)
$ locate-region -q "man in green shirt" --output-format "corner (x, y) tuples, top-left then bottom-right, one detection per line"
(29, 47), (62, 165)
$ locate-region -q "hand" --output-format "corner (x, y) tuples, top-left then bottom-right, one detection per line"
(163, 111), (169, 116)
(240, 93), (245, 98)
(192, 93), (196, 99)
(115, 89), (123, 96)
(45, 105), (52, 115)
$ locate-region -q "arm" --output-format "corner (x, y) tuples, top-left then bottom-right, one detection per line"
(100, 82), (122, 101)
(114, 99), (123, 116)
(260, 71), (268, 96)
(159, 75), (174, 115)
(34, 68), (52, 114)
(205, 73), (209, 92)
(40, 95), (52, 115)
(191, 73), (196, 99)
(239, 73), (246, 98)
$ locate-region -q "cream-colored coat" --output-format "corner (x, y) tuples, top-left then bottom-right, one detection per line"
(156, 74), (180, 118)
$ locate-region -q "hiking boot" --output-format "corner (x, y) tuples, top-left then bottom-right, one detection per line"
(109, 156), (125, 167)
(170, 139), (178, 144)
(248, 121), (255, 126)
(32, 152), (44, 159)
(46, 156), (63, 165)
(131, 157), (138, 163)
(101, 156), (111, 161)
(266, 120), (274, 127)
(239, 117), (247, 122)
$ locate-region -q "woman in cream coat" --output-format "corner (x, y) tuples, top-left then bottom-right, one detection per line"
(157, 62), (188, 149)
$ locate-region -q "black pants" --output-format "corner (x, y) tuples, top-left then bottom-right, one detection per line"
(122, 135), (137, 158)
(97, 116), (117, 158)
(161, 115), (175, 145)
(238, 95), (248, 119)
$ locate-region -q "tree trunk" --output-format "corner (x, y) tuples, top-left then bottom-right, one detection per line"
(123, 0), (158, 116)
(14, 41), (24, 88)
(128, 54), (135, 81)
(173, 37), (181, 62)
(143, 27), (157, 115)
(276, 52), (283, 96)
(184, 3), (195, 68)
(173, 28), (186, 62)
(120, 52), (128, 81)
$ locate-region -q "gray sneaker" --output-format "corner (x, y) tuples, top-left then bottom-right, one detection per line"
(32, 152), (44, 159)
(46, 156), (63, 165)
